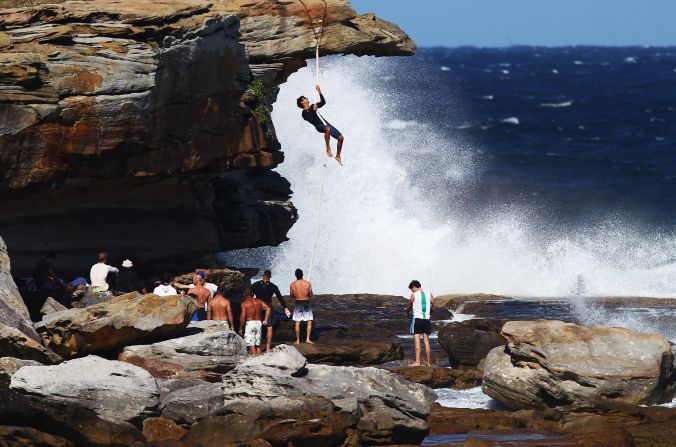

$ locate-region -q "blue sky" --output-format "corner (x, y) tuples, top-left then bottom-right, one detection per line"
(350, 0), (676, 47)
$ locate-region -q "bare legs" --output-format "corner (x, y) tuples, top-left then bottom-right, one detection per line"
(323, 127), (345, 166)
(324, 127), (333, 157)
(294, 321), (314, 344)
(266, 326), (273, 352)
(412, 334), (431, 367)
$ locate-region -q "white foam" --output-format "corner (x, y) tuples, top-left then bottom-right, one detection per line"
(540, 100), (573, 108)
(574, 60), (584, 65)
(436, 387), (503, 409)
(501, 69), (510, 74)
(244, 55), (676, 303)
(440, 66), (451, 71)
(481, 95), (494, 100)
(501, 117), (520, 125)
(624, 56), (637, 64)
(383, 119), (425, 130)
(551, 69), (559, 74)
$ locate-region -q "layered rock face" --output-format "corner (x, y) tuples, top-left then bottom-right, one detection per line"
(0, 236), (38, 339)
(482, 320), (676, 410)
(0, 0), (414, 274)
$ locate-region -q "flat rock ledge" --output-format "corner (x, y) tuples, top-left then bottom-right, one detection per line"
(482, 320), (676, 410)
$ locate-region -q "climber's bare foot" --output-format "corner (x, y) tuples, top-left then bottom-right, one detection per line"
(335, 156), (343, 166)
(306, 340), (314, 344)
(326, 148), (333, 158)
(410, 362), (421, 367)
(294, 340), (300, 345)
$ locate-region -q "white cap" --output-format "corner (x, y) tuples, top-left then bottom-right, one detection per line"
(122, 259), (133, 268)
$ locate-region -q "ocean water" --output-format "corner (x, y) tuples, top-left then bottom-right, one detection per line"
(223, 47), (676, 300)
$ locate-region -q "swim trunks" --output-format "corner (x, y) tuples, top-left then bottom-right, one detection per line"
(314, 123), (342, 139)
(244, 320), (263, 347)
(410, 318), (432, 335)
(293, 301), (313, 321)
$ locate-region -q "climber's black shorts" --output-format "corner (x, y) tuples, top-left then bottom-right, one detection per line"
(314, 123), (342, 138)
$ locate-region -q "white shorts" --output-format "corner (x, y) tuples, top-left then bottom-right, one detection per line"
(244, 320), (262, 347)
(293, 301), (313, 321)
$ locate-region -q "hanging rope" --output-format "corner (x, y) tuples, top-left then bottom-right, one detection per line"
(297, 0), (328, 282)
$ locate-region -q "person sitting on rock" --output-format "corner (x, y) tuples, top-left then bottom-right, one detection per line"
(290, 268), (314, 344)
(297, 84), (345, 166)
(153, 272), (177, 297)
(406, 280), (436, 367)
(89, 252), (119, 293)
(207, 289), (235, 331)
(115, 259), (146, 295)
(188, 274), (211, 321)
(239, 287), (271, 355)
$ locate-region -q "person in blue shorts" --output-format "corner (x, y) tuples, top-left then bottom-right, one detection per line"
(297, 85), (345, 166)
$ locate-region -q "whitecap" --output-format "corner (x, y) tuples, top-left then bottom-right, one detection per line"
(481, 95), (494, 100)
(655, 137), (665, 141)
(383, 119), (424, 130)
(574, 60), (584, 65)
(440, 66), (451, 71)
(455, 123), (474, 130)
(501, 117), (519, 125)
(540, 100), (573, 108)
(498, 63), (511, 67)
(551, 69), (559, 74)
(625, 56), (637, 64)
(501, 69), (510, 74)
(436, 387), (505, 409)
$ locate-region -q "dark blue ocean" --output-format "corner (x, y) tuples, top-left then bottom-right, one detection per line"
(384, 46), (676, 229)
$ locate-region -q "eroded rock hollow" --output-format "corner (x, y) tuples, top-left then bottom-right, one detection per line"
(0, 0), (415, 274)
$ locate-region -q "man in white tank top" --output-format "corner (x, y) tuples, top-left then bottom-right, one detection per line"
(406, 280), (436, 367)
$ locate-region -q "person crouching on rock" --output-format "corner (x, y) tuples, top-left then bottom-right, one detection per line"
(188, 274), (211, 321)
(290, 268), (314, 344)
(406, 280), (436, 367)
(297, 85), (345, 166)
(207, 288), (235, 331)
(239, 287), (271, 355)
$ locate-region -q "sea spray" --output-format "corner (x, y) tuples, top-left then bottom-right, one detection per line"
(222, 55), (676, 301)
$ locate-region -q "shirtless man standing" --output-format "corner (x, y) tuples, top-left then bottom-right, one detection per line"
(239, 288), (271, 355)
(290, 268), (314, 344)
(187, 275), (211, 321)
(207, 290), (235, 330)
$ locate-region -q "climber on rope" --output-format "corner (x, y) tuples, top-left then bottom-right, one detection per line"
(297, 85), (345, 166)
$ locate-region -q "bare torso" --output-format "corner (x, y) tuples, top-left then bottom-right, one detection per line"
(290, 279), (313, 301)
(188, 285), (211, 307)
(209, 295), (231, 320)
(241, 297), (264, 321)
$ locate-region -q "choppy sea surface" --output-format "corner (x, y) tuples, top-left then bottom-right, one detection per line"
(223, 46), (676, 298)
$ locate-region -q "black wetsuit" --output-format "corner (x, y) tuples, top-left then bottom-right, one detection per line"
(251, 280), (288, 327)
(301, 93), (327, 130)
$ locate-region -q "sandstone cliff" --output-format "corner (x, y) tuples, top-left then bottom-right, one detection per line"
(0, 0), (414, 274)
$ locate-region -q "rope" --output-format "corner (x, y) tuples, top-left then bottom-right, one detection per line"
(297, 0), (328, 282)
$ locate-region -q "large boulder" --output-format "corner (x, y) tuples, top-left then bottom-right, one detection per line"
(35, 293), (197, 357)
(294, 338), (403, 366)
(482, 320), (676, 410)
(0, 357), (42, 388)
(0, 425), (73, 447)
(438, 319), (509, 369)
(119, 330), (247, 381)
(378, 366), (483, 389)
(0, 236), (37, 340)
(10, 355), (160, 424)
(0, 323), (62, 364)
(174, 268), (247, 292)
(162, 345), (436, 445)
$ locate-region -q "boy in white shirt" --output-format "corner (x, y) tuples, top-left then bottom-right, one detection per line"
(406, 280), (436, 367)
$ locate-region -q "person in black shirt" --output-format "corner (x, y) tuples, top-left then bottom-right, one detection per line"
(297, 84), (345, 166)
(251, 269), (291, 352)
(115, 259), (146, 294)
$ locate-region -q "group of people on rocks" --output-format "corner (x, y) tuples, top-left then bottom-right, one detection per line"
(28, 251), (437, 364)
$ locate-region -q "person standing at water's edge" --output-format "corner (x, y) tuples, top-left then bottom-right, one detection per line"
(290, 268), (314, 344)
(252, 269), (292, 352)
(406, 280), (436, 367)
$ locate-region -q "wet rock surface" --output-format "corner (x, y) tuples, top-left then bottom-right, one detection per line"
(482, 320), (676, 410)
(35, 293), (197, 358)
(379, 366), (482, 389)
(437, 319), (508, 369)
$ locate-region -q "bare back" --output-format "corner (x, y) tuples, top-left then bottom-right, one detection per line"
(241, 297), (264, 321)
(290, 279), (312, 301)
(209, 295), (231, 320)
(188, 285), (211, 307)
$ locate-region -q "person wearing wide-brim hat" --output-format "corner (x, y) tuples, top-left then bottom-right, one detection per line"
(115, 259), (146, 294)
